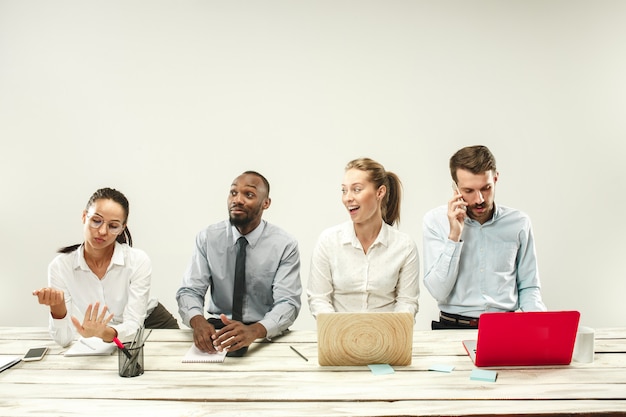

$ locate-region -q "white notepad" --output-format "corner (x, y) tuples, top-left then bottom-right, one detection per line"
(182, 344), (226, 363)
(64, 337), (117, 357)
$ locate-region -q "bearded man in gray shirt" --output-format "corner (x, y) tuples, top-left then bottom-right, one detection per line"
(176, 171), (302, 356)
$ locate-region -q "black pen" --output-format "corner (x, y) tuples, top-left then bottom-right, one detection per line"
(290, 345), (308, 362)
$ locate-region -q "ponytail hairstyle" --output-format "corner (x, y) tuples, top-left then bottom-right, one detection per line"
(57, 187), (132, 254)
(345, 158), (403, 226)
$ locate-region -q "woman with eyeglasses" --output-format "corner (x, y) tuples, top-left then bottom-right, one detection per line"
(33, 187), (178, 347)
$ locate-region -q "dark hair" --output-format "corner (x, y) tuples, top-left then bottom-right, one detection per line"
(345, 157), (402, 226)
(57, 187), (133, 254)
(449, 145), (497, 183)
(242, 170), (271, 197)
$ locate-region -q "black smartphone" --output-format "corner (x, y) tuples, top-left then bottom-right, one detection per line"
(23, 347), (48, 362)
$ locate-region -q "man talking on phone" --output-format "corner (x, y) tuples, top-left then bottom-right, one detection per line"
(423, 145), (546, 330)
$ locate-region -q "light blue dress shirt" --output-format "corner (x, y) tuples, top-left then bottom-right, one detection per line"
(423, 204), (546, 318)
(176, 219), (302, 339)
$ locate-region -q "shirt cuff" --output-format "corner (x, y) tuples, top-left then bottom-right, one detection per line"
(444, 239), (462, 257)
(257, 318), (278, 340)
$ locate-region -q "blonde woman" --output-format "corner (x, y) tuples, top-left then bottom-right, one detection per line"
(307, 158), (419, 318)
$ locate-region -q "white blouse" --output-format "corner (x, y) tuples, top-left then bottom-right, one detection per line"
(47, 242), (158, 347)
(307, 221), (420, 318)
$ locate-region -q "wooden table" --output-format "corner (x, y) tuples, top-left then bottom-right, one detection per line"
(1, 327), (625, 416)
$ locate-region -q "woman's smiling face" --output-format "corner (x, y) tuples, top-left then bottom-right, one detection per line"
(341, 168), (384, 225)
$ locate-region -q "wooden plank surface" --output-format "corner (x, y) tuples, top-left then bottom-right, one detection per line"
(1, 327), (625, 416)
(0, 399), (625, 417)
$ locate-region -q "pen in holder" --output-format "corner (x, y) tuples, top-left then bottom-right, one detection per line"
(117, 327), (150, 378)
(118, 341), (144, 377)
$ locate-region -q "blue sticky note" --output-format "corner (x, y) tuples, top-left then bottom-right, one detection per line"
(368, 364), (395, 375)
(429, 364), (455, 373)
(470, 369), (497, 382)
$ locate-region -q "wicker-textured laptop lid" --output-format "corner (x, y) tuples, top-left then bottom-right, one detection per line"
(316, 312), (413, 366)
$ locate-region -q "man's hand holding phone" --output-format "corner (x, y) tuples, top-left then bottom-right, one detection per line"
(448, 182), (467, 242)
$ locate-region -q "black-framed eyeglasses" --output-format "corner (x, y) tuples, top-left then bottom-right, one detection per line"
(87, 214), (125, 235)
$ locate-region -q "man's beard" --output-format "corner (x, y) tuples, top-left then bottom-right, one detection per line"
(229, 214), (251, 228)
(229, 205), (261, 227)
(467, 202), (492, 221)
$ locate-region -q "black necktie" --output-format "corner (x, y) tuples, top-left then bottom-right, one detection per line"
(232, 237), (248, 322)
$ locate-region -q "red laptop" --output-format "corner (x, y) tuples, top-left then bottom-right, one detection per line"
(462, 311), (580, 367)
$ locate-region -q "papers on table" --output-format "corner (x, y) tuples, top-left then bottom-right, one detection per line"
(182, 344), (226, 363)
(64, 337), (116, 356)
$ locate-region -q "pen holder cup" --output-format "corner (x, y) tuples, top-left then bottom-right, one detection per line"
(118, 342), (144, 378)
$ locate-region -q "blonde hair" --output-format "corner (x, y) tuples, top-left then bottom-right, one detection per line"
(345, 157), (402, 226)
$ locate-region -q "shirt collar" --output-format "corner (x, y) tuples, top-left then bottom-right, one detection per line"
(339, 221), (389, 249)
(491, 202), (501, 221)
(75, 242), (125, 271)
(231, 220), (266, 248)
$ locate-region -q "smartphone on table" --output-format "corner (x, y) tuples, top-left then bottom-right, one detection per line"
(23, 347), (49, 362)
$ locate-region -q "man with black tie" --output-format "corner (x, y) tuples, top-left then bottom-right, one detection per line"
(176, 171), (302, 356)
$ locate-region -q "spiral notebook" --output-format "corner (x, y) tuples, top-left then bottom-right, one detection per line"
(182, 344), (227, 363)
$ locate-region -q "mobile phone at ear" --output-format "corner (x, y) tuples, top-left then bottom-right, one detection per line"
(452, 181), (467, 210)
(23, 347), (48, 362)
(451, 181), (463, 198)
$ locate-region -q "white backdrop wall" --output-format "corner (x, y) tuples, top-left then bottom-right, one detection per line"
(1, 0), (625, 332)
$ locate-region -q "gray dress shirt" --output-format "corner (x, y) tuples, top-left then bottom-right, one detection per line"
(176, 220), (302, 339)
